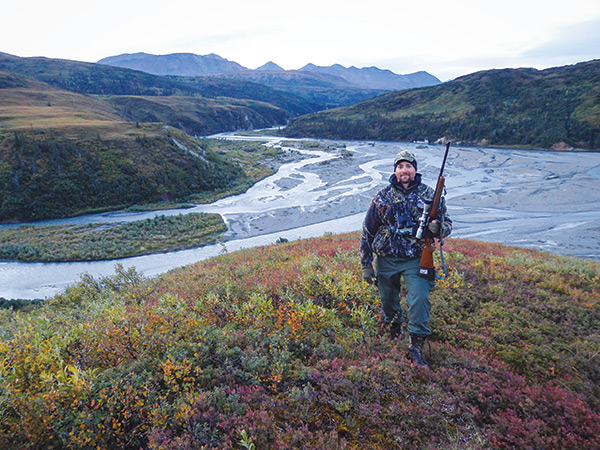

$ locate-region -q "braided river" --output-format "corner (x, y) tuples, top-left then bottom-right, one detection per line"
(2, 134), (600, 299)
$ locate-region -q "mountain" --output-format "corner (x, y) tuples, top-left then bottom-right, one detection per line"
(208, 68), (391, 109)
(97, 52), (441, 108)
(98, 52), (441, 89)
(2, 233), (600, 448)
(97, 52), (248, 76)
(300, 63), (441, 90)
(284, 59), (600, 150)
(256, 61), (285, 71)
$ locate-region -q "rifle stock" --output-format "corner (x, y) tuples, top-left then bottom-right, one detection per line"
(419, 239), (436, 280)
(418, 142), (450, 280)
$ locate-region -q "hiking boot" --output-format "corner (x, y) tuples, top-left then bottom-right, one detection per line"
(408, 333), (428, 368)
(390, 322), (404, 340)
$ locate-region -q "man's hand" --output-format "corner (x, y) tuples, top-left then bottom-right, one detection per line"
(362, 265), (377, 285)
(428, 219), (441, 236)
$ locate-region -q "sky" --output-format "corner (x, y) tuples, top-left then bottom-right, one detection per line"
(3, 0), (600, 81)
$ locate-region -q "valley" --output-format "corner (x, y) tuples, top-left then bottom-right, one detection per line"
(1, 52), (599, 301)
(2, 134), (599, 299)
(1, 50), (599, 450)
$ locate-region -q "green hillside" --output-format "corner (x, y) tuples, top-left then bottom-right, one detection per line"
(174, 75), (323, 114)
(104, 95), (287, 137)
(0, 126), (237, 222)
(0, 69), (287, 222)
(1, 234), (599, 448)
(284, 60), (600, 150)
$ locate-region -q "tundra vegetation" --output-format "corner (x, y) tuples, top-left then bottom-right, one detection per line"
(1, 234), (599, 449)
(0, 213), (226, 261)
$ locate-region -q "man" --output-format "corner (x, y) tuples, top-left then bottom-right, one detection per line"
(360, 150), (452, 367)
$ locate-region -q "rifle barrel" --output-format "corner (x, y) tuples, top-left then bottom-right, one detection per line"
(438, 142), (451, 180)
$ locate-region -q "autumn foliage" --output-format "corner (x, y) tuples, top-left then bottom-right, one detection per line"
(1, 234), (599, 449)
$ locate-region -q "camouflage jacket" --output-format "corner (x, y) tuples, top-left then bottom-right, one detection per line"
(360, 173), (452, 267)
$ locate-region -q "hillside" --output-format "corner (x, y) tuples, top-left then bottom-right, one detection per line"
(0, 66), (295, 222)
(103, 95), (288, 136)
(210, 69), (391, 108)
(1, 234), (599, 448)
(0, 70), (127, 127)
(0, 52), (317, 117)
(0, 124), (243, 222)
(284, 59), (600, 150)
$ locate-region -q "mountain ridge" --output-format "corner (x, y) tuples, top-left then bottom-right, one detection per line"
(299, 62), (440, 90)
(98, 52), (249, 76)
(97, 52), (441, 106)
(98, 51), (441, 91)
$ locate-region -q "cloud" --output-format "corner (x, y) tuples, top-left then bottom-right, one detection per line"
(378, 15), (600, 81)
(3, 0), (600, 80)
(522, 18), (600, 60)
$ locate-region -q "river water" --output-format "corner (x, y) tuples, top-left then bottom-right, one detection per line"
(2, 134), (600, 299)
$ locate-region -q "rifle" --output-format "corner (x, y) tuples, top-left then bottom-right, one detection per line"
(415, 142), (451, 280)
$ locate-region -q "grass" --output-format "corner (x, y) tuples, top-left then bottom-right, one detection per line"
(0, 72), (123, 131)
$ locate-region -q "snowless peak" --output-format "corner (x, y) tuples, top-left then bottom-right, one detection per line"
(97, 52), (249, 76)
(299, 62), (441, 90)
(256, 61), (284, 71)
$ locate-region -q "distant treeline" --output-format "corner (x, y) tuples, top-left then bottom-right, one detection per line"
(0, 297), (44, 311)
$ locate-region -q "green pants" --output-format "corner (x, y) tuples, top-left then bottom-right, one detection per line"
(375, 255), (435, 336)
